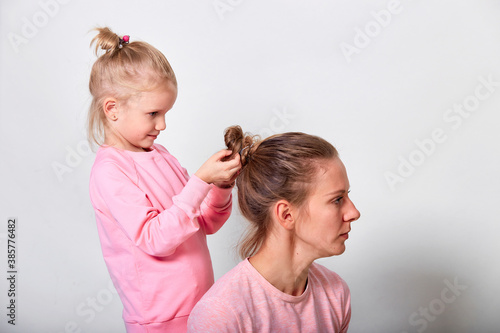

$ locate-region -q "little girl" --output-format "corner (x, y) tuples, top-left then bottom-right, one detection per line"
(87, 27), (240, 332)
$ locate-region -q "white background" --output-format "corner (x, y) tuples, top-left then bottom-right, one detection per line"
(1, 0), (499, 332)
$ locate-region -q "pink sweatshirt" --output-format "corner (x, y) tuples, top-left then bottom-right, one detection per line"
(89, 144), (233, 332)
(187, 259), (351, 333)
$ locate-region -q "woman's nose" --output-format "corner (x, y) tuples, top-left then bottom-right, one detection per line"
(345, 198), (360, 223)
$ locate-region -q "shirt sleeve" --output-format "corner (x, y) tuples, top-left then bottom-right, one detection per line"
(187, 298), (240, 333)
(198, 185), (233, 235)
(161, 146), (233, 235)
(90, 160), (213, 257)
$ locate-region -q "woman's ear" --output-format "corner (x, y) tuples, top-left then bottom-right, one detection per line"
(103, 98), (118, 121)
(274, 200), (295, 231)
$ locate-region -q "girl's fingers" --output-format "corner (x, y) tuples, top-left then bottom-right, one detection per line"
(218, 150), (241, 166)
(228, 155), (241, 167)
(216, 149), (233, 159)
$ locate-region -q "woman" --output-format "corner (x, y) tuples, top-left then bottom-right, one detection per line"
(187, 126), (361, 333)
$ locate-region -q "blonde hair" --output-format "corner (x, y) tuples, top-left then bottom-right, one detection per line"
(87, 27), (177, 147)
(224, 126), (338, 259)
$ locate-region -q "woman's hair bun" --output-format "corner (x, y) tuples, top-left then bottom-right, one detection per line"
(224, 125), (258, 166)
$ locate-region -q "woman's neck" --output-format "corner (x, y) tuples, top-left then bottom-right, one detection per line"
(248, 239), (314, 296)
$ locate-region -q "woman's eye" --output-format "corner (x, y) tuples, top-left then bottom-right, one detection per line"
(333, 197), (343, 204)
(332, 190), (350, 205)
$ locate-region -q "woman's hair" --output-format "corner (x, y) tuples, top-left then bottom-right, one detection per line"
(224, 125), (338, 259)
(87, 27), (177, 147)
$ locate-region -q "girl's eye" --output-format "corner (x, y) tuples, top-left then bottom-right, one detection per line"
(148, 112), (158, 116)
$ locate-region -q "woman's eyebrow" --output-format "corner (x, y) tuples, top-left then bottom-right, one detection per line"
(324, 189), (347, 197)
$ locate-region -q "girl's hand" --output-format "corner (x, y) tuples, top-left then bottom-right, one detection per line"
(195, 150), (241, 186)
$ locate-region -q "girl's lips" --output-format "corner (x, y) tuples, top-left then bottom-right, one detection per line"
(341, 233), (349, 239)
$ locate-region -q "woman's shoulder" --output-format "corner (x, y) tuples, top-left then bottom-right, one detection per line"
(310, 262), (350, 292)
(204, 260), (250, 296)
(188, 260), (250, 331)
(310, 262), (342, 278)
(193, 259), (259, 312)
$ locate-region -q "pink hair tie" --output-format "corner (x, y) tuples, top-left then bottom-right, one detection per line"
(119, 35), (130, 48)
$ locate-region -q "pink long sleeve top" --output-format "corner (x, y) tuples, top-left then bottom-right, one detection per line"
(89, 144), (233, 333)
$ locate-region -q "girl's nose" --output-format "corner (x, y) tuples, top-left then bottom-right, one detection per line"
(156, 116), (166, 131)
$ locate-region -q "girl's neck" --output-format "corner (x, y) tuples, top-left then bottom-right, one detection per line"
(104, 136), (151, 152)
(248, 238), (314, 296)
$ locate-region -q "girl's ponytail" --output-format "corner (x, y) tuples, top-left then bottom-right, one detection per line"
(90, 27), (122, 55)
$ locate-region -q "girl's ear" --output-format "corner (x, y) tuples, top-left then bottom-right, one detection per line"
(103, 98), (118, 121)
(274, 200), (295, 231)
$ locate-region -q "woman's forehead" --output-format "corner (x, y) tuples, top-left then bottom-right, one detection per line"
(312, 158), (349, 194)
